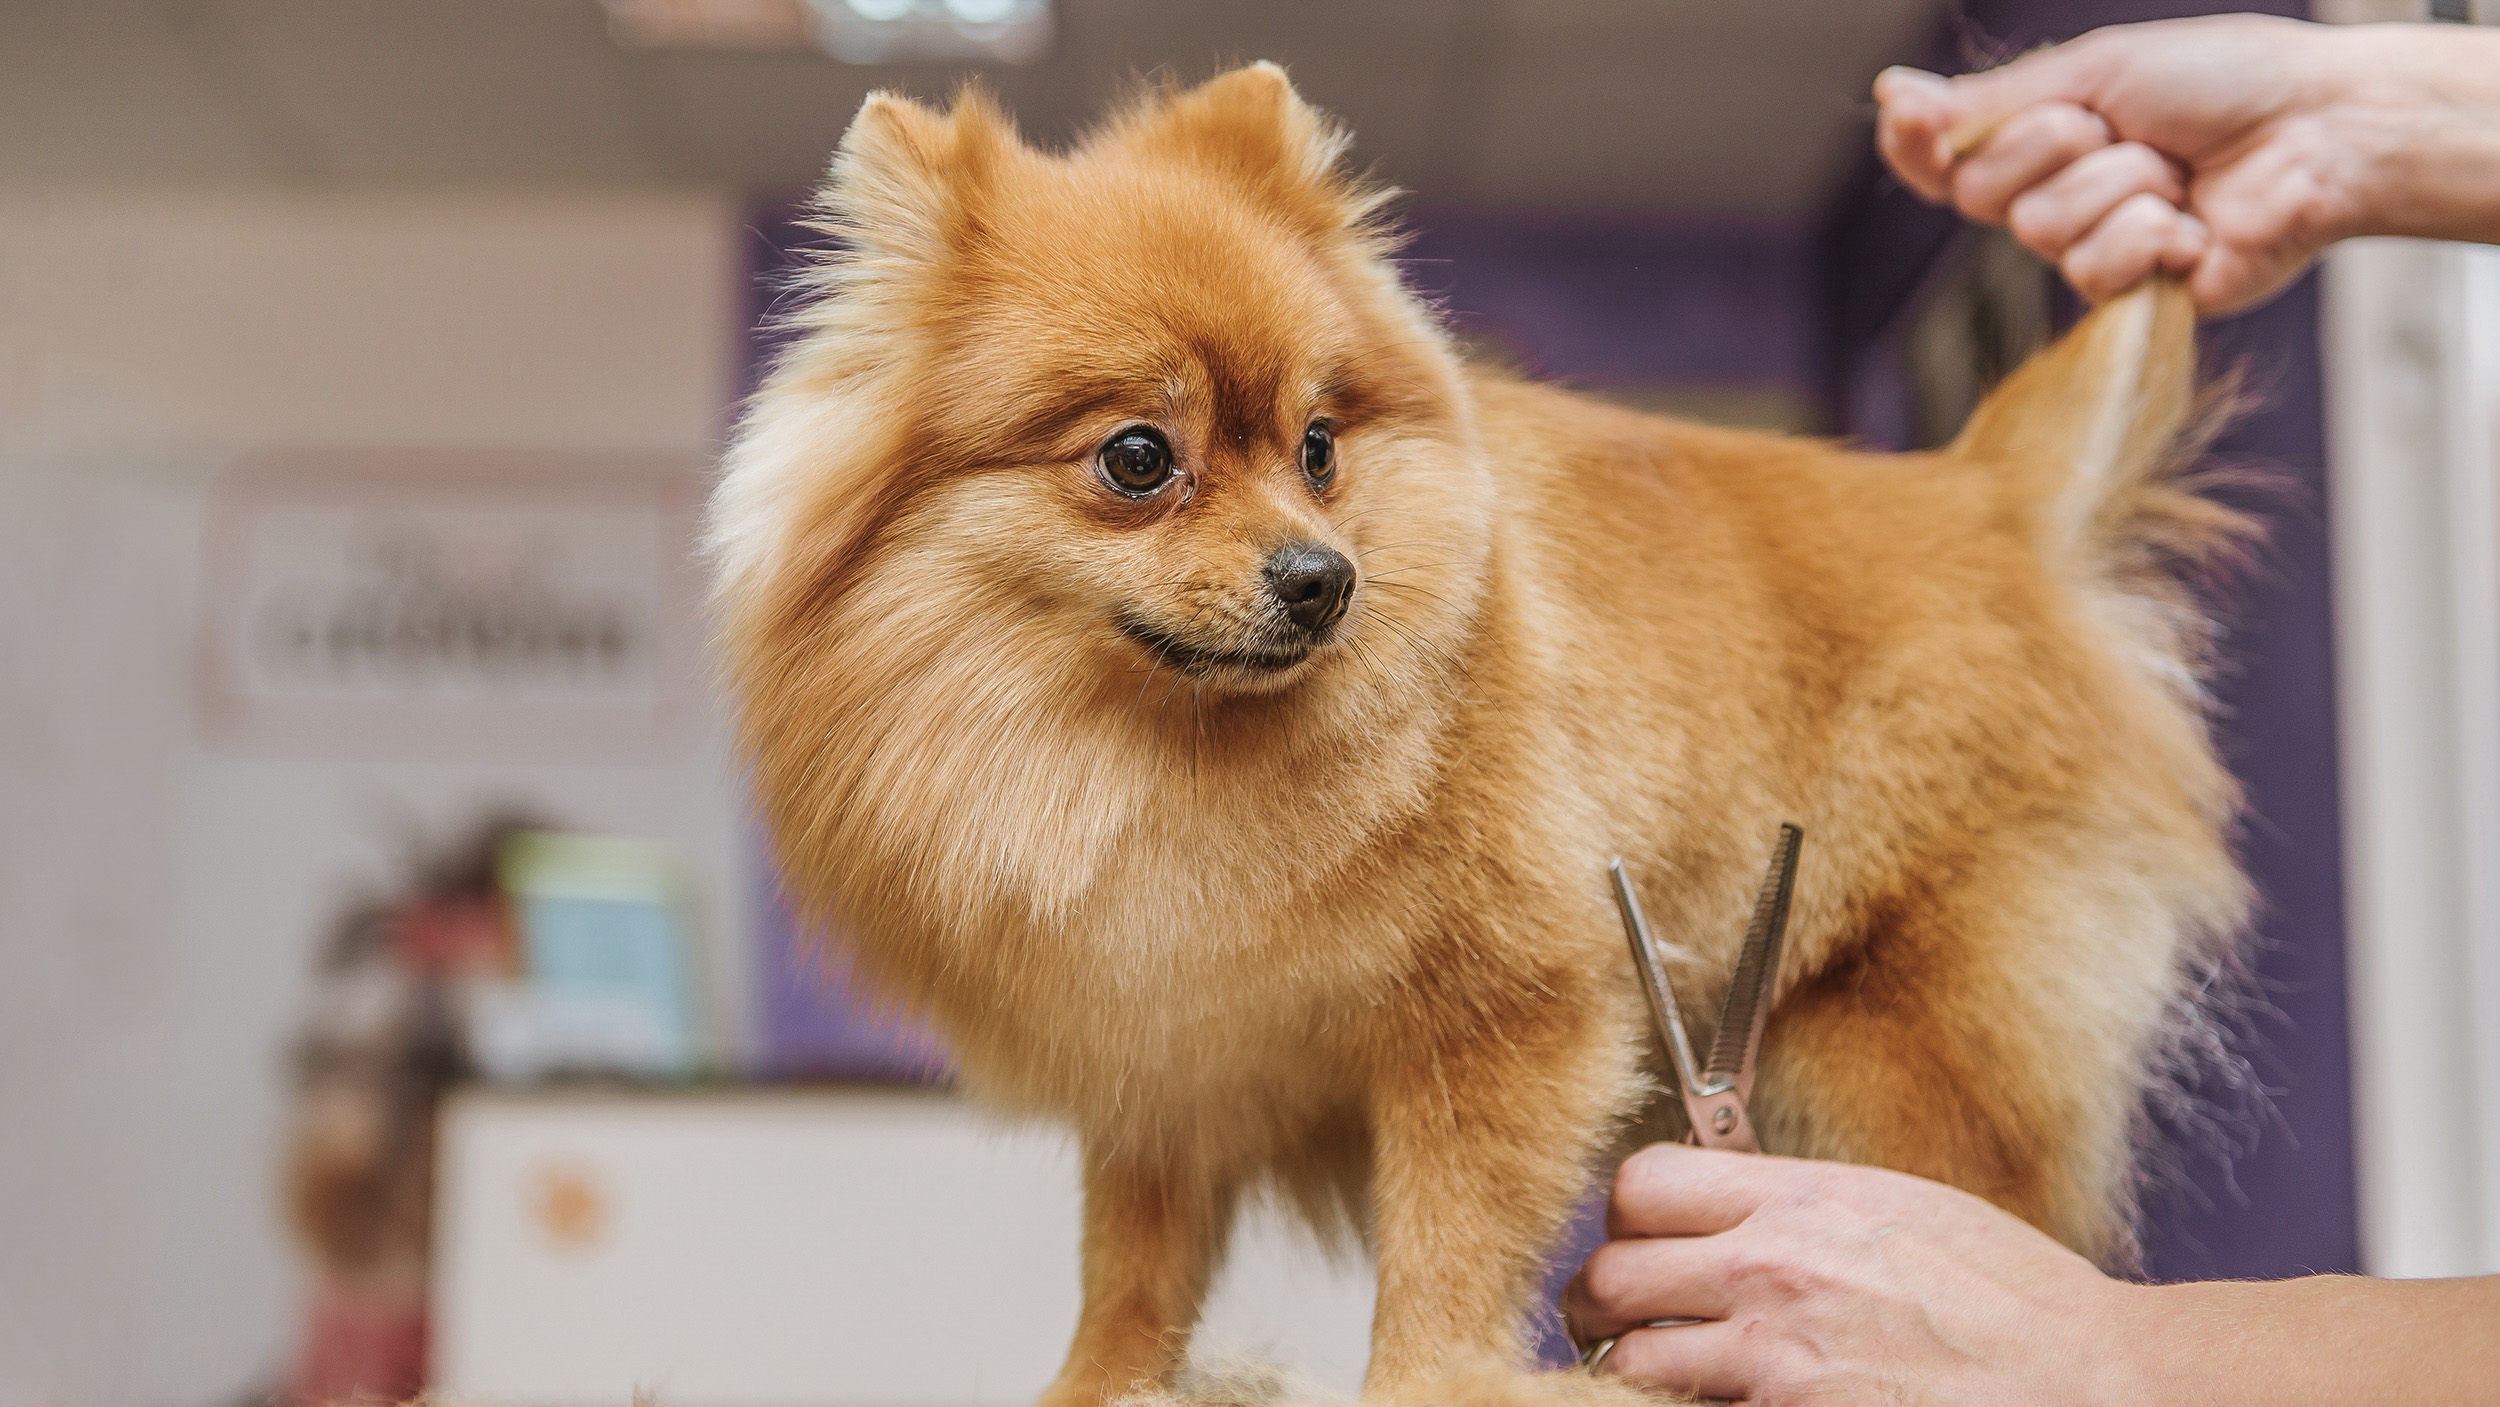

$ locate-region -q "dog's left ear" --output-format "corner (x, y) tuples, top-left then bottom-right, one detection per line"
(1106, 63), (1387, 235)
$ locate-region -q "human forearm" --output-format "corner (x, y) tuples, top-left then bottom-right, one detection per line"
(2113, 1273), (2500, 1405)
(2339, 25), (2500, 245)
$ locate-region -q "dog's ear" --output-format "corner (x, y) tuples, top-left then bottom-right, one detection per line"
(1108, 63), (1387, 235)
(821, 86), (1015, 259)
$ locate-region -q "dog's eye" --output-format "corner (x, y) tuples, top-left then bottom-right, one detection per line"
(1098, 427), (1175, 496)
(1301, 421), (1335, 489)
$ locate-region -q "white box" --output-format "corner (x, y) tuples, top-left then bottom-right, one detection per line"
(431, 1087), (1374, 1405)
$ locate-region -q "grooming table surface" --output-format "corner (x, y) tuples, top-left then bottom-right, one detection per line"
(432, 1086), (1375, 1405)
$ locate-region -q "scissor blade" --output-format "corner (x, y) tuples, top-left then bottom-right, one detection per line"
(1609, 858), (1710, 1103)
(1705, 823), (1802, 1094)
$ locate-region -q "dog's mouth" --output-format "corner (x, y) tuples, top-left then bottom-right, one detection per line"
(1118, 614), (1320, 678)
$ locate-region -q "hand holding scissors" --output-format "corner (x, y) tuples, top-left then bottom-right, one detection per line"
(1575, 824), (1801, 1373)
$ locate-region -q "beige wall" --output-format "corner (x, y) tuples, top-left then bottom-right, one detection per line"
(0, 184), (744, 1407)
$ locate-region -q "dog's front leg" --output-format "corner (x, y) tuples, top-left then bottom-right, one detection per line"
(1038, 1150), (1234, 1407)
(1362, 1005), (1629, 1397)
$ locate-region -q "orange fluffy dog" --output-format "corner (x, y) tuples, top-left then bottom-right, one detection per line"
(711, 65), (2248, 1407)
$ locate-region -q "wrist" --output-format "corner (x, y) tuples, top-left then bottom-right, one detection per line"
(2082, 1279), (2173, 1407)
(2328, 24), (2500, 242)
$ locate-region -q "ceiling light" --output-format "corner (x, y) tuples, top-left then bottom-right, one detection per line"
(600, 0), (1051, 62)
(807, 0), (1051, 64)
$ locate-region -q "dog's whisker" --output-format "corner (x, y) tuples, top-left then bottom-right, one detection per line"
(1364, 604), (1474, 688)
(1363, 580), (1455, 607)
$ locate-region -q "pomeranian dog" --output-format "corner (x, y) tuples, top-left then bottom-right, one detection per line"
(710, 64), (2248, 1407)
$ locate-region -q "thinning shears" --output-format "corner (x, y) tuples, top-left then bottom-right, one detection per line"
(1576, 824), (1803, 1375)
(1608, 822), (1802, 1153)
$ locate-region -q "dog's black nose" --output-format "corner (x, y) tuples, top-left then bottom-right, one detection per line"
(1265, 542), (1356, 633)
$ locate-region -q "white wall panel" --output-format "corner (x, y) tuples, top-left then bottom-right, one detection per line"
(0, 184), (741, 1407)
(2326, 237), (2500, 1277)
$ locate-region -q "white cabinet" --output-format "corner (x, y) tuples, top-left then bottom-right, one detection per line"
(431, 1087), (1375, 1405)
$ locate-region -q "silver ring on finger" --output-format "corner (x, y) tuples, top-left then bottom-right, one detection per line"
(1575, 1316), (1710, 1372)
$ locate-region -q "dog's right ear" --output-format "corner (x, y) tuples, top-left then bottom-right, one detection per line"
(821, 87), (1014, 261)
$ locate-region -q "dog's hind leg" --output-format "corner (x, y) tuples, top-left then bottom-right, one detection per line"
(1040, 1152), (1240, 1407)
(1753, 876), (2154, 1265)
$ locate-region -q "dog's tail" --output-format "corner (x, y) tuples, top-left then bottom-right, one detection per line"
(1948, 276), (2265, 1267)
(1947, 276), (2257, 700)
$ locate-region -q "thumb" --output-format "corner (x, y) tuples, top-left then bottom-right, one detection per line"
(1872, 65), (1966, 200)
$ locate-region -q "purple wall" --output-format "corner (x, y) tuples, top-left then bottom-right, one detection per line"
(1401, 213), (1817, 394)
(752, 847), (950, 1082)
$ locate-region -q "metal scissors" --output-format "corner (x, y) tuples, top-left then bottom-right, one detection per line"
(1575, 823), (1802, 1375)
(1611, 821), (1801, 1152)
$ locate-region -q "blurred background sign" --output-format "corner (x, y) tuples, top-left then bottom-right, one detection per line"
(196, 448), (704, 762)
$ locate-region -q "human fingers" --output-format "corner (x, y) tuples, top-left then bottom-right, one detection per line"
(1946, 101), (2113, 226)
(1871, 71), (2101, 209)
(1589, 1318), (1751, 1404)
(2006, 140), (2187, 258)
(2184, 237), (2308, 318)
(1562, 1232), (1737, 1342)
(2059, 191), (2208, 303)
(1929, 27), (2125, 117)
(1604, 1142), (1789, 1237)
(1873, 65), (1962, 202)
(1874, 25), (2127, 206)
(2178, 143), (2353, 315)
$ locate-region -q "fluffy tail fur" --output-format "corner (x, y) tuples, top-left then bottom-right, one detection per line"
(1951, 276), (2257, 701)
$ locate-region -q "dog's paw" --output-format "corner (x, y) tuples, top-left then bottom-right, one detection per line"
(1110, 1363), (1690, 1407)
(1373, 1366), (1689, 1407)
(1109, 1359), (1326, 1407)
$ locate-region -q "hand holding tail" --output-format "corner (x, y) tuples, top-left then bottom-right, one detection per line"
(1869, 14), (2474, 314)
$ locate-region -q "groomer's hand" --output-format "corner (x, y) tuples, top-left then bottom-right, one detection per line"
(1561, 1143), (2132, 1405)
(1873, 15), (2500, 313)
(1565, 1142), (2500, 1406)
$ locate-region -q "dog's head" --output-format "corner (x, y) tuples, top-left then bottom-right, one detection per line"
(714, 65), (1486, 720)
(713, 66), (1495, 930)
